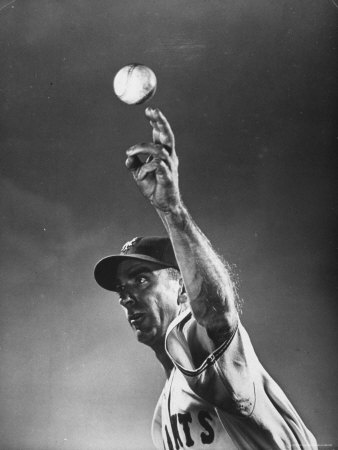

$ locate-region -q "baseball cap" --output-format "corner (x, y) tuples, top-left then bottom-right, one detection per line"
(94, 236), (179, 292)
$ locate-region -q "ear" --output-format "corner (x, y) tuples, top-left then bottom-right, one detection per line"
(177, 278), (188, 305)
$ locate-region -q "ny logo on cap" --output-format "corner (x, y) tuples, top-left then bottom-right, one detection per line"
(120, 237), (140, 254)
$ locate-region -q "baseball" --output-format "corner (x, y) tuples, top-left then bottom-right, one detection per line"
(113, 64), (157, 105)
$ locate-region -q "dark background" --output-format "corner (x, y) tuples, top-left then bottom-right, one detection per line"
(0, 0), (337, 449)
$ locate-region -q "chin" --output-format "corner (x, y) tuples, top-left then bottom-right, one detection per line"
(135, 327), (161, 347)
(135, 328), (154, 342)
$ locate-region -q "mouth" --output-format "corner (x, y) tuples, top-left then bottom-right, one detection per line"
(128, 312), (145, 325)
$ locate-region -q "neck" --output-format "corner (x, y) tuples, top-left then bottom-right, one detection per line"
(152, 339), (174, 379)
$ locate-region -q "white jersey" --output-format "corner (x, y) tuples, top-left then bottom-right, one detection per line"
(152, 309), (317, 450)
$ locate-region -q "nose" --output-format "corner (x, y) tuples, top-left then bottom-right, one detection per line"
(119, 289), (136, 307)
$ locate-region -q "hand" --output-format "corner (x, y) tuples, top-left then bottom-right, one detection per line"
(125, 108), (181, 213)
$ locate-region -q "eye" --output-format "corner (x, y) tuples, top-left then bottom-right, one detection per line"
(135, 275), (148, 285)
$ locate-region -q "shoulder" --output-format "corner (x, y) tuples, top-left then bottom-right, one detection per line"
(165, 310), (258, 415)
(168, 310), (258, 377)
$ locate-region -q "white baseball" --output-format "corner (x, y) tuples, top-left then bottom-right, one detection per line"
(113, 64), (157, 105)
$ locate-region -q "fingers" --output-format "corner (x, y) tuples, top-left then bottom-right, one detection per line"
(126, 142), (174, 171)
(125, 154), (142, 171)
(145, 107), (176, 153)
(125, 141), (173, 183)
(137, 159), (171, 182)
(126, 142), (167, 158)
(125, 154), (171, 184)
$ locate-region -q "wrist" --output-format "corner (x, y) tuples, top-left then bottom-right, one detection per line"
(156, 201), (188, 226)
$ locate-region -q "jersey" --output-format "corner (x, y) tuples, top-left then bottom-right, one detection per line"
(152, 308), (317, 450)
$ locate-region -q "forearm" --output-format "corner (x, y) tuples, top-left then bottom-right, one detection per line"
(126, 107), (238, 333)
(157, 203), (238, 332)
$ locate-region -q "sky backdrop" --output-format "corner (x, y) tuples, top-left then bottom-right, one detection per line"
(0, 1), (337, 449)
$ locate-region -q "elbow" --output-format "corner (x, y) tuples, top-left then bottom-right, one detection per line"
(206, 308), (238, 344)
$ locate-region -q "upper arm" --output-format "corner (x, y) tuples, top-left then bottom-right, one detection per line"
(166, 312), (256, 416)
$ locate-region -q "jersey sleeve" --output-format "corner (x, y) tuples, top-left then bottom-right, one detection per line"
(165, 308), (256, 415)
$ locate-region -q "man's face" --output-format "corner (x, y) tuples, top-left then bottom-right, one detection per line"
(115, 260), (181, 348)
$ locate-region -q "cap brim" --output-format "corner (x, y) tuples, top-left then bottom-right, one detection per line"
(94, 254), (177, 292)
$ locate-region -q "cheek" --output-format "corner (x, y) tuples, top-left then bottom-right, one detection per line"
(145, 280), (179, 320)
(158, 290), (179, 320)
(147, 294), (167, 323)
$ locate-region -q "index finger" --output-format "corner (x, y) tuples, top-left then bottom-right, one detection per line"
(126, 142), (163, 157)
